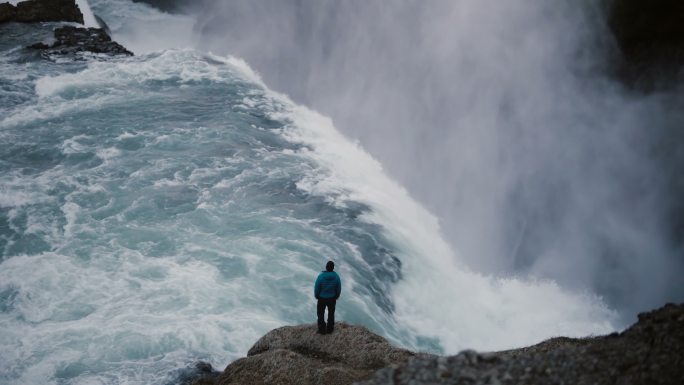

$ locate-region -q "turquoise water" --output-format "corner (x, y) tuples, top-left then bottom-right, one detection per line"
(0, 7), (617, 385)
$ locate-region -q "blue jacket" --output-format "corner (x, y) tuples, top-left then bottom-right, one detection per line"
(314, 271), (341, 300)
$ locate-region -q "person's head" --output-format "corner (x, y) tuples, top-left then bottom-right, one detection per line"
(325, 261), (334, 272)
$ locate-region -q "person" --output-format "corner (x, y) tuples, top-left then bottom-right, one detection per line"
(314, 260), (341, 334)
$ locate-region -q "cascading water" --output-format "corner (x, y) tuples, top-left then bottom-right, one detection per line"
(0, 0), (659, 384)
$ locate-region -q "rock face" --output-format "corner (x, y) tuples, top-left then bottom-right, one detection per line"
(28, 26), (133, 56)
(0, 2), (17, 22)
(360, 303), (684, 385)
(0, 0), (83, 24)
(212, 323), (419, 385)
(200, 303), (683, 385)
(608, 0), (684, 88)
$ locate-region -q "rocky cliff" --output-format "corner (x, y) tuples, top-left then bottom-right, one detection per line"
(28, 25), (133, 56)
(0, 0), (83, 23)
(194, 303), (683, 385)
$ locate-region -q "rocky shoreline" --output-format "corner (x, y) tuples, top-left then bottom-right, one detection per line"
(0, 0), (132, 56)
(191, 303), (683, 385)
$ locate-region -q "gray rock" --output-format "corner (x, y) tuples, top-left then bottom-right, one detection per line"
(27, 26), (133, 56)
(0, 0), (83, 24)
(197, 303), (684, 385)
(608, 0), (684, 89)
(212, 323), (419, 385)
(359, 303), (684, 385)
(0, 2), (17, 22)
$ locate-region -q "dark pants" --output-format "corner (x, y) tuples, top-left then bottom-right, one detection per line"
(317, 298), (336, 333)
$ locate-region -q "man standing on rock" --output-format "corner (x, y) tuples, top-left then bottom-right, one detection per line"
(314, 261), (341, 334)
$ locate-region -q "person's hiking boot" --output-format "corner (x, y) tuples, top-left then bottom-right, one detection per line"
(326, 326), (334, 334)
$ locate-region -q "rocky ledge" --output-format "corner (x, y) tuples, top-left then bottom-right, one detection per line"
(0, 0), (82, 23)
(361, 303), (683, 385)
(205, 323), (420, 385)
(28, 26), (133, 56)
(194, 303), (683, 385)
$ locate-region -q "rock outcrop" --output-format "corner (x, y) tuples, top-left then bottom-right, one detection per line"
(0, 0), (83, 24)
(196, 303), (683, 385)
(0, 2), (16, 22)
(607, 0), (684, 88)
(212, 323), (419, 385)
(28, 26), (133, 56)
(360, 303), (684, 385)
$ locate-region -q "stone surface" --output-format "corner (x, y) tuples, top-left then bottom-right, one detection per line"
(199, 303), (683, 385)
(0, 2), (17, 22)
(212, 323), (420, 385)
(28, 26), (133, 56)
(360, 303), (684, 385)
(0, 0), (83, 24)
(608, 0), (684, 88)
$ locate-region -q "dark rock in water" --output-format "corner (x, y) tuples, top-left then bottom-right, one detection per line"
(170, 361), (220, 385)
(0, 2), (17, 22)
(360, 303), (684, 385)
(0, 0), (83, 24)
(608, 0), (684, 89)
(211, 323), (420, 385)
(28, 26), (133, 56)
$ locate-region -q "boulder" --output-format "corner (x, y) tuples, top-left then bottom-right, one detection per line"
(0, 2), (17, 22)
(28, 26), (133, 56)
(13, 0), (83, 23)
(213, 323), (420, 385)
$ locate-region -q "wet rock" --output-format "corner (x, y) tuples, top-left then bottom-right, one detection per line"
(172, 361), (220, 385)
(0, 0), (83, 24)
(359, 303), (684, 385)
(0, 2), (17, 22)
(608, 0), (684, 89)
(210, 323), (420, 385)
(200, 303), (683, 385)
(28, 26), (133, 56)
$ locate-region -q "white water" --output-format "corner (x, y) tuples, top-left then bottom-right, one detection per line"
(0, 1), (626, 384)
(274, 95), (616, 352)
(75, 0), (98, 27)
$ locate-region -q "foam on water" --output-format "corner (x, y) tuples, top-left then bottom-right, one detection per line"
(0, 18), (616, 385)
(267, 93), (617, 352)
(0, 49), (413, 384)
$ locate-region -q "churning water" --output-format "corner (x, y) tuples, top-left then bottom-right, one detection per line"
(0, 2), (617, 384)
